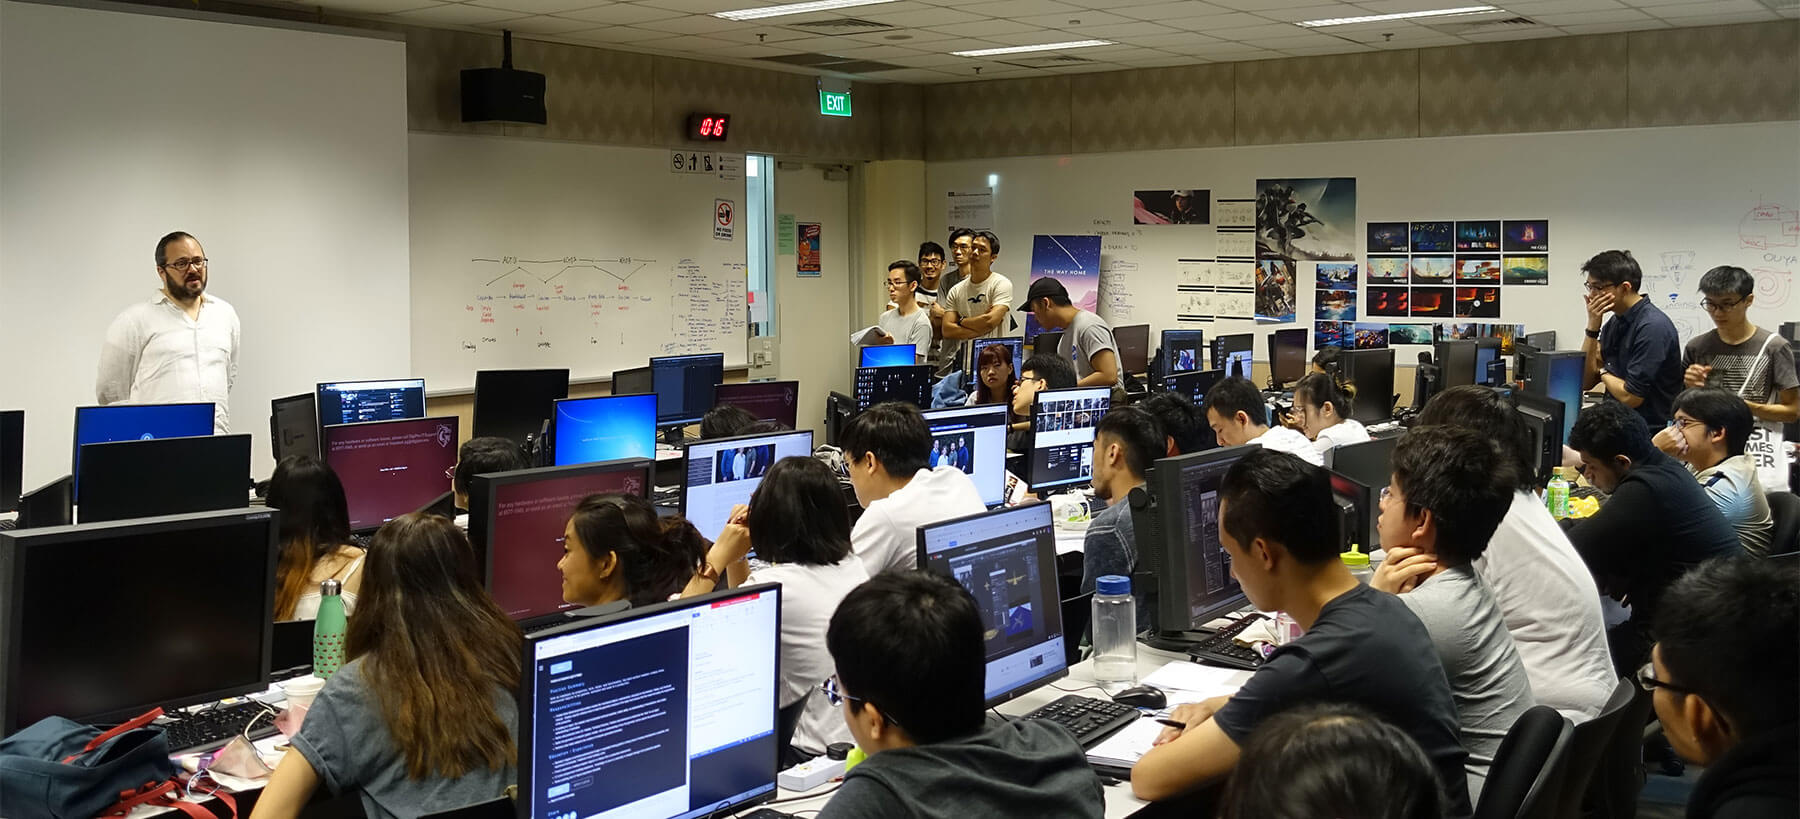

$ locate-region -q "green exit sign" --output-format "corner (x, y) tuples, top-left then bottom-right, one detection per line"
(820, 90), (852, 117)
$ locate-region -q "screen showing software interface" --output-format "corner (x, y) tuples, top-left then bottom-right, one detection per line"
(527, 589), (779, 819)
(853, 366), (931, 412)
(1177, 457), (1243, 625)
(712, 382), (799, 429)
(324, 418), (458, 530)
(554, 396), (656, 466)
(1163, 332), (1205, 374)
(316, 380), (426, 426)
(491, 469), (648, 622)
(683, 432), (814, 541)
(1030, 387), (1110, 489)
(651, 354), (724, 424)
(921, 505), (1065, 702)
(922, 405), (1007, 507)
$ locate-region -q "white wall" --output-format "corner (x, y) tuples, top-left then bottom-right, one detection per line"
(772, 165), (855, 436)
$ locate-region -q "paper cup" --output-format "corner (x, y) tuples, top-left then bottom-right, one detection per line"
(282, 675), (326, 710)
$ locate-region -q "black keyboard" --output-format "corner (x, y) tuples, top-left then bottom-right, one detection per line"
(1187, 614), (1269, 671)
(161, 701), (279, 754)
(1020, 695), (1140, 748)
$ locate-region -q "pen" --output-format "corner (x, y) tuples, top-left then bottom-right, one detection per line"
(1155, 718), (1186, 730)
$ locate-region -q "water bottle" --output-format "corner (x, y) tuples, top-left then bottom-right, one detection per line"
(1340, 544), (1373, 584)
(1546, 467), (1570, 520)
(1091, 575), (1137, 691)
(313, 579), (347, 678)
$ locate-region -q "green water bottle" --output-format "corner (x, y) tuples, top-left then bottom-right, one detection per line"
(1546, 467), (1570, 520)
(313, 579), (347, 678)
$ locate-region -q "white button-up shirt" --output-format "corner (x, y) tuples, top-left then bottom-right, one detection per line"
(95, 292), (241, 433)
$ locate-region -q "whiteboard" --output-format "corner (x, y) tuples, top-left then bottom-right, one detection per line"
(927, 123), (1799, 360)
(408, 134), (749, 390)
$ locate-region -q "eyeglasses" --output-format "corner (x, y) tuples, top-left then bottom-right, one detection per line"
(162, 258), (208, 272)
(885, 279), (909, 289)
(1378, 486), (1392, 504)
(819, 677), (900, 726)
(1670, 417), (1705, 432)
(1699, 297), (1745, 313)
(1635, 662), (1696, 696)
(1582, 280), (1616, 293)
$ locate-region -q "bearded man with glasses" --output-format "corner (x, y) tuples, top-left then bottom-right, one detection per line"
(96, 231), (241, 434)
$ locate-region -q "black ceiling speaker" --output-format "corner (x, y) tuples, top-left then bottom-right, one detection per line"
(462, 30), (547, 125)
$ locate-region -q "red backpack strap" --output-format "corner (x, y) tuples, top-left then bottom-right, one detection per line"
(62, 707), (166, 763)
(101, 778), (239, 819)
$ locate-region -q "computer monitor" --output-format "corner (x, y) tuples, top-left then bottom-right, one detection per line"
(1115, 324), (1150, 376)
(967, 338), (1025, 386)
(1326, 436), (1399, 503)
(1524, 331), (1556, 351)
(859, 344), (918, 368)
(713, 381), (800, 430)
(1159, 329), (1206, 375)
(1212, 334), (1253, 380)
(0, 410), (20, 514)
(1162, 369), (1222, 408)
(612, 366), (652, 396)
(315, 378), (426, 427)
(681, 430), (815, 542)
(0, 508), (276, 735)
(1513, 389), (1565, 486)
(473, 369), (570, 444)
(1474, 338), (1503, 385)
(322, 416), (460, 532)
(77, 434), (250, 524)
(1435, 340), (1480, 388)
(1130, 446), (1255, 641)
(1268, 329), (1308, 387)
(1031, 331), (1064, 356)
(650, 353), (725, 427)
(552, 395), (656, 466)
(471, 460), (653, 623)
(15, 475), (72, 529)
(71, 402), (214, 493)
(853, 365), (932, 412)
(519, 585), (782, 819)
(1339, 348), (1395, 424)
(270, 393), (319, 462)
(1327, 469), (1376, 556)
(1521, 350), (1585, 442)
(920, 404), (1009, 507)
(916, 503), (1066, 706)
(1028, 386), (1110, 492)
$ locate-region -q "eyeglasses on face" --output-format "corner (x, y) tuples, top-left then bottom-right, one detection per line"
(819, 677), (900, 726)
(1699, 297), (1745, 313)
(162, 258), (208, 272)
(1583, 280), (1616, 293)
(1635, 661), (1696, 696)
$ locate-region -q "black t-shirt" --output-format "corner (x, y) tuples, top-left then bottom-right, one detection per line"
(1213, 583), (1473, 817)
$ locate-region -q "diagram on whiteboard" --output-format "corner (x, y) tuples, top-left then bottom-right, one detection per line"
(462, 254), (745, 357)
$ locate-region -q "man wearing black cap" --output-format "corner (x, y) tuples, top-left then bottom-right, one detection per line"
(1026, 277), (1123, 400)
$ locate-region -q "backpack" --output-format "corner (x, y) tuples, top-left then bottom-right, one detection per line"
(0, 707), (233, 819)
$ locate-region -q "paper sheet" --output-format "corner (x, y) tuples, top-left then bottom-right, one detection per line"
(850, 325), (885, 346)
(1140, 661), (1254, 702)
(1086, 716), (1166, 768)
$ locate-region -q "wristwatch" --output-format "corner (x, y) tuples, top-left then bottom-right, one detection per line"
(1585, 328), (1601, 339)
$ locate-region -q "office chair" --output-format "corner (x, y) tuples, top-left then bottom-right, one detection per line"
(419, 795), (513, 819)
(1474, 706), (1571, 819)
(1766, 491), (1799, 556)
(1547, 677), (1645, 819)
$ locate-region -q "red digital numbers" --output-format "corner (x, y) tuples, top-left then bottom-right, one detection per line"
(690, 113), (729, 141)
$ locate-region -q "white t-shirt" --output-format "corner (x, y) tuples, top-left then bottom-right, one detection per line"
(1250, 425), (1324, 466)
(1473, 490), (1616, 722)
(851, 466), (989, 574)
(945, 272), (1014, 340)
(746, 556), (871, 755)
(876, 305), (932, 358)
(1312, 419), (1372, 456)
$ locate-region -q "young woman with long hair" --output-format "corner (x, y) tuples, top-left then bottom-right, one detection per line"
(266, 456), (363, 621)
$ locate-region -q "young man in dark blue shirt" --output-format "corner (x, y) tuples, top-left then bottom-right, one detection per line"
(1581, 249), (1683, 427)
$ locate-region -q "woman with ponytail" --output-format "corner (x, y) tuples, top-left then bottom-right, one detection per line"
(1292, 372), (1370, 457)
(559, 494), (709, 606)
(266, 456), (364, 620)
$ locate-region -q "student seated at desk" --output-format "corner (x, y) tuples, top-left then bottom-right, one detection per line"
(1137, 391), (1212, 456)
(252, 514), (521, 819)
(1131, 449), (1471, 816)
(1201, 376), (1323, 466)
(967, 341), (1017, 409)
(559, 493), (706, 607)
(450, 437), (529, 530)
(1008, 353), (1077, 452)
(1290, 372), (1369, 457)
(1372, 426), (1537, 803)
(701, 403), (759, 439)
(680, 457), (869, 762)
(1657, 388), (1774, 556)
(1218, 703), (1448, 819)
(841, 402), (985, 574)
(1081, 406), (1163, 631)
(818, 571), (1104, 819)
(268, 455), (363, 620)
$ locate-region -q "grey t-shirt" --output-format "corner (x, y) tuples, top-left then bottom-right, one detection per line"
(818, 720), (1103, 819)
(292, 659), (519, 819)
(1079, 495), (1148, 632)
(1056, 310), (1124, 392)
(1397, 566), (1536, 804)
(1683, 327), (1799, 403)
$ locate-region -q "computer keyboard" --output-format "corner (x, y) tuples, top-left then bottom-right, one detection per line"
(1187, 613), (1269, 671)
(160, 701), (279, 754)
(1020, 694), (1141, 748)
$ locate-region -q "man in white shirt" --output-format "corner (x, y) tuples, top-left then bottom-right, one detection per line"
(942, 230), (1014, 350)
(1201, 376), (1323, 465)
(841, 402), (986, 573)
(872, 260), (932, 361)
(95, 232), (241, 434)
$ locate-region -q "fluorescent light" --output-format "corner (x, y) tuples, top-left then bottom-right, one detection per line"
(713, 0), (898, 21)
(1297, 5), (1498, 27)
(950, 39), (1113, 57)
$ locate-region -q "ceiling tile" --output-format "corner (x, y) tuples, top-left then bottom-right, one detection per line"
(1349, 0), (1532, 10)
(1113, 2), (1242, 22)
(1198, 21), (1308, 37)
(1527, 8), (1653, 24)
(312, 0), (439, 13)
(1250, 3), (1368, 22)
(1455, 25), (1572, 40)
(1011, 9), (1136, 26)
(1238, 31), (1356, 46)
(1276, 42), (1378, 54)
(861, 67), (966, 81)
(1207, 0), (1342, 9)
(809, 42), (933, 56)
(1499, 0), (1630, 10)
(924, 18), (1047, 34)
(488, 13), (614, 30)
(1654, 10), (1782, 23)
(387, 3), (523, 24)
(859, 6), (987, 25)
(556, 2), (688, 22)
(633, 13), (751, 32)
(1553, 18), (1670, 32)
(1112, 52), (1210, 66)
(1115, 29), (1223, 44)
(466, 0), (599, 13)
(877, 49), (982, 63)
(974, 28), (1123, 42)
(953, 0), (1087, 17)
(685, 41), (795, 56)
(839, 27), (967, 43)
(705, 26), (818, 42)
(1644, 0), (1773, 17)
(1160, 38), (1280, 53)
(1165, 11), (1277, 29)
(646, 33), (746, 48)
(557, 23), (684, 40)
(1066, 0), (1191, 8)
(632, 0), (777, 13)
(1064, 20), (1187, 36)
(1615, 0), (1712, 6)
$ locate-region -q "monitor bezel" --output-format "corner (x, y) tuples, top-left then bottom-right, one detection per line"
(472, 368), (571, 443)
(75, 433), (251, 524)
(550, 394), (658, 466)
(1268, 328), (1308, 386)
(270, 392), (320, 462)
(312, 378), (427, 429)
(1027, 385), (1111, 492)
(0, 410), (21, 514)
(70, 401), (215, 486)
(678, 429), (817, 528)
(1114, 323), (1152, 376)
(966, 337), (1026, 386)
(1339, 348), (1396, 425)
(649, 353), (726, 426)
(320, 415), (461, 534)
(610, 365), (653, 396)
(919, 403), (1010, 507)
(712, 380), (801, 430)
(1159, 329), (1207, 375)
(1144, 445), (1257, 632)
(858, 344), (919, 368)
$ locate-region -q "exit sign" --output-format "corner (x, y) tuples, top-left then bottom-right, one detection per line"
(819, 90), (852, 117)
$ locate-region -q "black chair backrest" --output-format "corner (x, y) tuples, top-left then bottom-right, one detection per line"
(1474, 706), (1571, 819)
(419, 795), (513, 819)
(1587, 683), (1654, 819)
(1767, 491), (1800, 556)
(1548, 676), (1636, 819)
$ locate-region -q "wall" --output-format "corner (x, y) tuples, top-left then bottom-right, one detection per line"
(772, 164), (856, 437)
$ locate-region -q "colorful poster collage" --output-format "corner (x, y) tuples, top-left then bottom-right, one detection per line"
(1322, 218), (1548, 349)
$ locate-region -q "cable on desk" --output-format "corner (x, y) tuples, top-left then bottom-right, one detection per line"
(1050, 682), (1107, 695)
(762, 784), (842, 806)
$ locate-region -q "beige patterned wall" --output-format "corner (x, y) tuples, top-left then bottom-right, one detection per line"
(1420, 35), (1628, 136)
(1236, 51), (1418, 145)
(1628, 23), (1800, 128)
(922, 76), (1074, 160)
(1069, 63), (1235, 152)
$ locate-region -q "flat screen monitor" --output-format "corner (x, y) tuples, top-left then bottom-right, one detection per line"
(1028, 386), (1110, 491)
(1212, 334), (1253, 380)
(713, 381), (800, 430)
(0, 508), (276, 735)
(1269, 328), (1308, 386)
(681, 430), (815, 542)
(916, 503), (1066, 706)
(473, 369), (570, 444)
(1524, 331), (1556, 351)
(859, 344), (917, 368)
(472, 460), (653, 623)
(77, 434), (250, 524)
(853, 365), (932, 412)
(1435, 340), (1480, 388)
(322, 416), (460, 532)
(552, 395), (656, 466)
(967, 338), (1025, 386)
(270, 393), (318, 462)
(650, 353), (725, 427)
(920, 404), (1009, 507)
(1134, 445), (1255, 635)
(1160, 330), (1206, 375)
(71, 402), (214, 493)
(1339, 348), (1395, 424)
(1522, 350), (1585, 442)
(1115, 324), (1150, 375)
(1032, 331), (1063, 356)
(0, 410), (20, 514)
(15, 475), (72, 529)
(1328, 469), (1376, 556)
(1163, 369), (1222, 408)
(612, 366), (652, 396)
(520, 585), (782, 819)
(1326, 436), (1399, 500)
(1513, 389), (1565, 487)
(315, 378), (426, 427)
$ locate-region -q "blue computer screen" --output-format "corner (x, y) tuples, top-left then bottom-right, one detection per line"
(860, 344), (918, 368)
(553, 395), (656, 465)
(72, 403), (214, 490)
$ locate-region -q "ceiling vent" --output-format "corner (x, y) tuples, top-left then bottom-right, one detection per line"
(753, 53), (906, 73)
(784, 17), (896, 31)
(1424, 15), (1541, 35)
(1002, 54), (1097, 67)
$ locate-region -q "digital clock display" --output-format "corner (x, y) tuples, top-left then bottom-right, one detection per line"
(687, 113), (730, 142)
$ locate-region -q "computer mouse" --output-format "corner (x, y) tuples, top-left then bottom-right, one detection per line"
(1111, 685), (1167, 709)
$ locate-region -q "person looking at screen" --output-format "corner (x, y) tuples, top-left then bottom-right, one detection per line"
(1138, 391), (1214, 456)
(1025, 276), (1123, 396)
(1656, 388), (1774, 555)
(251, 514), (521, 819)
(1217, 703), (1448, 819)
(700, 403), (759, 439)
(1371, 426), (1535, 802)
(1009, 353), (1077, 451)
(841, 402), (986, 574)
(1082, 406), (1164, 630)
(1201, 376), (1323, 465)
(1580, 249), (1682, 427)
(679, 457), (870, 762)
(817, 571), (1104, 819)
(95, 231), (241, 434)
(1289, 372), (1368, 457)
(968, 342), (1018, 409)
(267, 455), (364, 621)
(942, 230), (1013, 344)
(1417, 386), (1614, 722)
(1131, 448), (1470, 814)
(450, 436), (529, 530)
(872, 260), (932, 360)
(558, 493), (708, 608)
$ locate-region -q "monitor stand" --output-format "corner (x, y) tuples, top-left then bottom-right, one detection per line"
(1141, 630), (1211, 652)
(661, 425), (688, 446)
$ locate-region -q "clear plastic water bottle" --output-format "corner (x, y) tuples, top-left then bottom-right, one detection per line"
(1546, 467), (1570, 520)
(1091, 575), (1137, 691)
(1340, 544), (1373, 584)
(313, 579), (347, 678)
